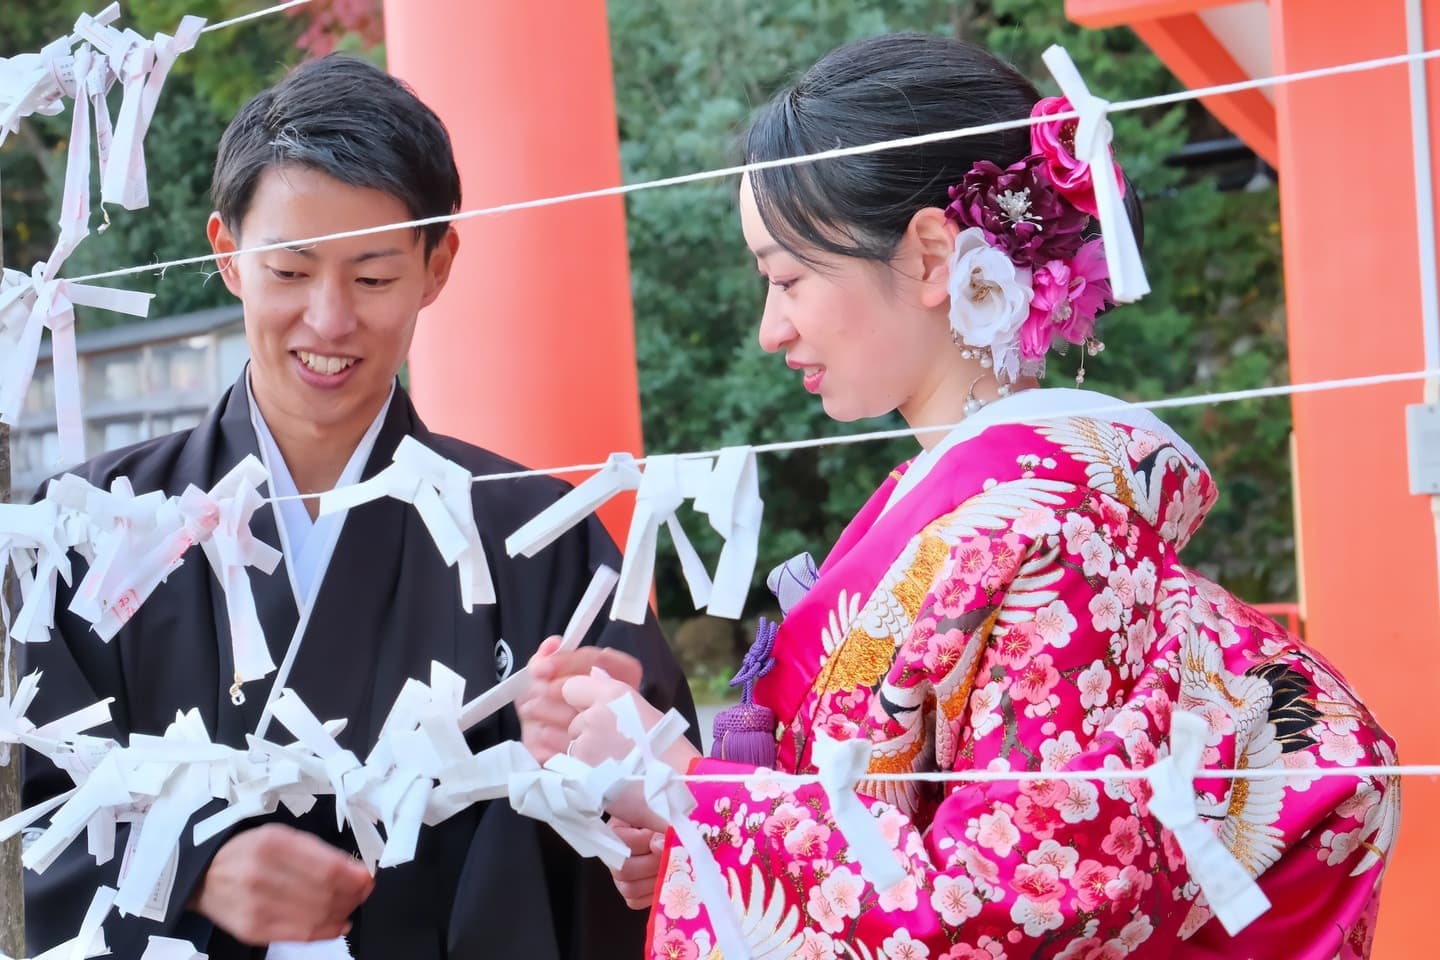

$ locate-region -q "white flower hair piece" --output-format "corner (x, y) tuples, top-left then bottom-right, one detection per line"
(946, 227), (1033, 383)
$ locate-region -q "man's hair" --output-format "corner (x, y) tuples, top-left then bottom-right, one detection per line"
(211, 55), (462, 254)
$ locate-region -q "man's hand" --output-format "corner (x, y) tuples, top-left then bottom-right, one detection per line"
(190, 824), (374, 946)
(516, 635), (644, 764)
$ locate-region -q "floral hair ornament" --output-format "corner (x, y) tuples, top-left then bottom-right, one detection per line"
(942, 45), (1147, 388)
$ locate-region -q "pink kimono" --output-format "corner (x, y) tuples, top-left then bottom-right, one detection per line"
(650, 404), (1397, 960)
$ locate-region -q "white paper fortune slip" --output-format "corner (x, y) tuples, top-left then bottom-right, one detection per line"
(691, 446), (763, 619)
(319, 437), (495, 610)
(4, 884), (116, 960)
(811, 731), (908, 892)
(607, 697), (750, 960)
(457, 564), (619, 732)
(505, 453), (641, 558)
(611, 455), (714, 624)
(1146, 709), (1271, 935)
(1040, 44), (1149, 303)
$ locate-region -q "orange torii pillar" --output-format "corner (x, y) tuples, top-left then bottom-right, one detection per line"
(382, 0), (642, 541)
(1272, 2), (1440, 954)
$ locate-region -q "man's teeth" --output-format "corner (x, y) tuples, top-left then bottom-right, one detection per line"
(298, 351), (357, 375)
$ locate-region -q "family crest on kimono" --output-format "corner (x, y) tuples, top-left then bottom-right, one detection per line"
(544, 33), (1398, 960)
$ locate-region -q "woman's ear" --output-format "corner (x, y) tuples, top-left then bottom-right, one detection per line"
(907, 207), (958, 309)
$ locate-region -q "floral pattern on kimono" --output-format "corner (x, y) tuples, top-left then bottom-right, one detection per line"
(648, 415), (1397, 960)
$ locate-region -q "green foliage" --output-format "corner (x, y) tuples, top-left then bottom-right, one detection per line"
(0, 2), (308, 322)
(611, 0), (1295, 615)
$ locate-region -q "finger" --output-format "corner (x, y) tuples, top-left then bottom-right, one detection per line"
(528, 635), (565, 679)
(560, 673), (636, 712)
(566, 708), (616, 746)
(612, 852), (661, 882)
(611, 824), (656, 856)
(651, 833), (667, 855)
(615, 877), (657, 909)
(589, 648), (643, 689)
(538, 647), (643, 688)
(316, 858), (372, 904)
(516, 686), (579, 728)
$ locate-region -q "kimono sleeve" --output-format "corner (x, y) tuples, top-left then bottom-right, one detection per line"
(650, 489), (1189, 958)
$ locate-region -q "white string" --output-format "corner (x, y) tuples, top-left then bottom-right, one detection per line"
(256, 368), (1440, 505)
(201, 0), (313, 33)
(660, 763), (1431, 785)
(60, 45), (1440, 288)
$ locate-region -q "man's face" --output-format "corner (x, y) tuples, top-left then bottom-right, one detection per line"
(208, 164), (458, 438)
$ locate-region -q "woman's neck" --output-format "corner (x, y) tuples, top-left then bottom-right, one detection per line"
(901, 365), (1040, 451)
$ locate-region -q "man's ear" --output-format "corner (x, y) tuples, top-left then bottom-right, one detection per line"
(420, 226), (461, 308)
(207, 212), (244, 299)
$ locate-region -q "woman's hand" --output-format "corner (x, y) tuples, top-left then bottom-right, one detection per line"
(515, 635), (643, 764)
(560, 670), (701, 830)
(609, 817), (667, 910)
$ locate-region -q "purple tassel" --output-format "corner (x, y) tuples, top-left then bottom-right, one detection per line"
(709, 617), (778, 766)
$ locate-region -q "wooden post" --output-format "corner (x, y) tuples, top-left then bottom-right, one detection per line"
(0, 175), (26, 957)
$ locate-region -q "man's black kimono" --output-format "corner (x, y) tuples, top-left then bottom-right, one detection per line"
(20, 375), (695, 959)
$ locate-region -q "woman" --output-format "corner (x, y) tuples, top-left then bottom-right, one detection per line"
(538, 32), (1397, 959)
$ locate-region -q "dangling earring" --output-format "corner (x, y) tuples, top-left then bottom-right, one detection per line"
(1076, 337), (1105, 386)
(953, 337), (993, 371)
(964, 374), (987, 417)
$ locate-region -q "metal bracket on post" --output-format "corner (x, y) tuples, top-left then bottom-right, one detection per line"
(1409, 403), (1440, 495)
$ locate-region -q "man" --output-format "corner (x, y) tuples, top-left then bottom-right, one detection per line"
(21, 55), (693, 959)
